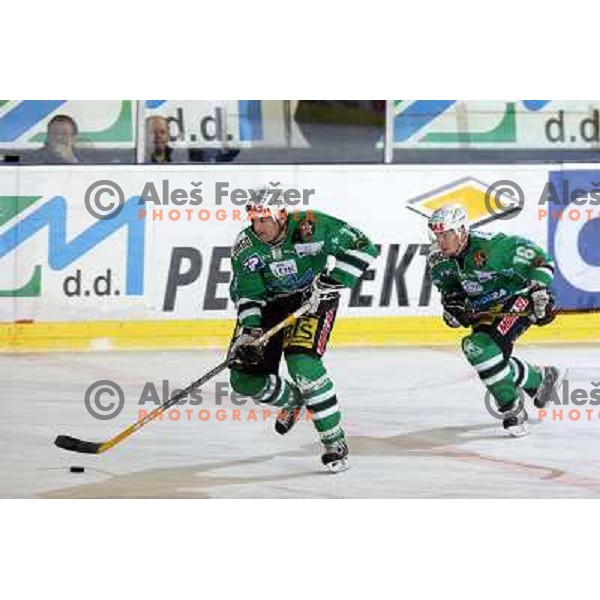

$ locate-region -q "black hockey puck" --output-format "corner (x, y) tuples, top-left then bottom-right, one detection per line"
(70, 466), (85, 473)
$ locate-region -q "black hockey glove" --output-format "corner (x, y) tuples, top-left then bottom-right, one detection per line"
(529, 284), (556, 326)
(442, 292), (472, 328)
(228, 327), (264, 369)
(304, 273), (344, 314)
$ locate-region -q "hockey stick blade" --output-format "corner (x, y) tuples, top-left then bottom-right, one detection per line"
(54, 435), (102, 454)
(53, 303), (312, 456)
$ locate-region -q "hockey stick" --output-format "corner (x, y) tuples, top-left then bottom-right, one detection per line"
(472, 307), (600, 319)
(54, 302), (312, 455)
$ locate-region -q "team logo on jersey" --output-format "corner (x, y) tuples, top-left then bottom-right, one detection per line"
(463, 338), (484, 359)
(270, 260), (298, 278)
(243, 254), (265, 272)
(474, 251), (487, 267)
(294, 242), (324, 257)
(294, 219), (315, 242)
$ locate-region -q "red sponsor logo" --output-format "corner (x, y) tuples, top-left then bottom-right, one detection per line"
(317, 309), (335, 355)
(497, 297), (529, 335)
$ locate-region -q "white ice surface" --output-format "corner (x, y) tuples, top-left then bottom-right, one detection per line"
(1, 345), (600, 498)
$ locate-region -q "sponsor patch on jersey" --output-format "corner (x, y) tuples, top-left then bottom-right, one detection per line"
(283, 316), (319, 349)
(473, 270), (494, 282)
(294, 241), (324, 257)
(462, 280), (484, 295)
(232, 233), (251, 258)
(270, 260), (298, 278)
(317, 308), (336, 356)
(243, 254), (265, 272)
(470, 288), (509, 310)
(513, 296), (530, 312)
(266, 268), (314, 294)
(497, 298), (529, 335)
(497, 315), (518, 336)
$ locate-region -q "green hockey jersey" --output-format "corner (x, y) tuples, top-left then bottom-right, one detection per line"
(428, 230), (555, 310)
(230, 211), (379, 327)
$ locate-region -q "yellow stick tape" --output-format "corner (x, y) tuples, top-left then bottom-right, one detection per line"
(1, 314), (599, 352)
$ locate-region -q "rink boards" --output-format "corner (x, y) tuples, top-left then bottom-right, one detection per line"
(0, 164), (599, 351)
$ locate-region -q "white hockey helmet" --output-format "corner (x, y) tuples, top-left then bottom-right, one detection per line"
(245, 183), (287, 222)
(427, 203), (470, 241)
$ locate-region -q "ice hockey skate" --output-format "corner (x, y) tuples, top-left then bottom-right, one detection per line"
(275, 391), (305, 435)
(500, 402), (530, 437)
(533, 366), (564, 409)
(321, 438), (349, 473)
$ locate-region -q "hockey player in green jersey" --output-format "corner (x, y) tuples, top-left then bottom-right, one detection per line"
(227, 186), (379, 471)
(427, 204), (561, 437)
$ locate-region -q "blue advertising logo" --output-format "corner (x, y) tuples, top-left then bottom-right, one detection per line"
(547, 169), (600, 310)
(0, 195), (145, 297)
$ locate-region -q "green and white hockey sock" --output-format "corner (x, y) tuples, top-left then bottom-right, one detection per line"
(509, 356), (543, 398)
(304, 376), (343, 443)
(256, 375), (296, 407)
(462, 332), (517, 408)
(230, 371), (295, 407)
(287, 354), (344, 444)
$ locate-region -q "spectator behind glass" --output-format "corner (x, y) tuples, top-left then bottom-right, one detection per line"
(28, 115), (82, 164)
(145, 114), (236, 163)
(146, 116), (174, 163)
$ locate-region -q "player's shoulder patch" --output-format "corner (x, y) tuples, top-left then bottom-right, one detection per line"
(232, 230), (253, 258)
(427, 242), (446, 266)
(242, 254), (266, 272)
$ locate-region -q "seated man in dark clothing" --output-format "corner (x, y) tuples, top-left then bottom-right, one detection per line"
(27, 114), (82, 164)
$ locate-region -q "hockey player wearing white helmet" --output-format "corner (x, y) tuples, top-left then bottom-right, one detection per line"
(427, 204), (562, 437)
